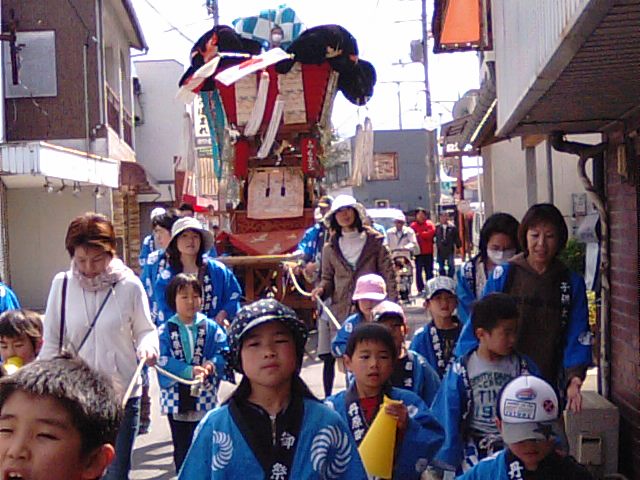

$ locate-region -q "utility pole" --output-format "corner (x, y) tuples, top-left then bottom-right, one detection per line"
(207, 0), (219, 26)
(421, 0), (439, 220)
(421, 0), (432, 117)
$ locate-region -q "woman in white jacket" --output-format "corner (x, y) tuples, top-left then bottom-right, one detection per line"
(40, 212), (159, 480)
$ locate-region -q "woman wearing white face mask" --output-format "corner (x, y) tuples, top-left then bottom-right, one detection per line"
(455, 213), (520, 331)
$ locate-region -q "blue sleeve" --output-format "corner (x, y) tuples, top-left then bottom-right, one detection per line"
(563, 272), (592, 374)
(409, 327), (428, 358)
(157, 323), (192, 389)
(398, 394), (445, 464)
(431, 364), (467, 471)
(205, 320), (231, 383)
(331, 315), (358, 357)
(154, 274), (173, 326)
(178, 412), (215, 478)
(210, 261), (242, 318)
(455, 265), (508, 357)
(455, 453), (504, 480)
(0, 285), (20, 312)
(455, 263), (476, 330)
(416, 356), (441, 407)
(298, 226), (319, 263)
(139, 235), (152, 267)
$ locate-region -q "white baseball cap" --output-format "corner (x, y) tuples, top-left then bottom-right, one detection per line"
(425, 276), (456, 300)
(498, 375), (561, 444)
(150, 207), (166, 220)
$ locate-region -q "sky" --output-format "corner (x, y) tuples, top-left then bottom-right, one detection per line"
(131, 0), (481, 138)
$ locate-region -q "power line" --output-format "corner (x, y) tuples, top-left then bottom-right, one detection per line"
(142, 0), (195, 44)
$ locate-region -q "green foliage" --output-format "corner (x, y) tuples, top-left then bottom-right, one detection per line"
(559, 237), (586, 274)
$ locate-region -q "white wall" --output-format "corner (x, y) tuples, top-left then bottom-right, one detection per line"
(134, 60), (188, 188)
(7, 188), (96, 310)
(483, 133), (600, 222)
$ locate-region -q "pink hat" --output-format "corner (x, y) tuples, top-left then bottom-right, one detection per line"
(352, 274), (387, 301)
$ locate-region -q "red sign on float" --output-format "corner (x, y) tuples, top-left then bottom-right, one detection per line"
(301, 137), (320, 177)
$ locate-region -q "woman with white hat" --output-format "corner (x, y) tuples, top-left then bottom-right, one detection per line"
(147, 216), (242, 328)
(311, 195), (396, 391)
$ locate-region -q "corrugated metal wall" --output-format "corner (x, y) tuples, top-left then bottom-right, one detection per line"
(494, 0), (590, 132)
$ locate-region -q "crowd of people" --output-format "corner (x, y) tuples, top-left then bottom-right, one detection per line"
(0, 197), (596, 479)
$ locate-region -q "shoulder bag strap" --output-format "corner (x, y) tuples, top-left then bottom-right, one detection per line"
(75, 282), (117, 354)
(58, 274), (68, 353)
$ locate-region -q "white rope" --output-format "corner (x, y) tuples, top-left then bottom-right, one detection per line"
(244, 71), (270, 137)
(121, 359), (146, 409)
(121, 360), (204, 409)
(282, 263), (342, 331)
(257, 95), (284, 158)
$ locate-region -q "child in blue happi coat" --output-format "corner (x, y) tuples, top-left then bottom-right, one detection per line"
(430, 293), (540, 475)
(410, 276), (462, 378)
(179, 299), (368, 480)
(325, 322), (444, 480)
(331, 273), (387, 357)
(372, 300), (441, 405)
(157, 274), (230, 473)
(458, 375), (593, 480)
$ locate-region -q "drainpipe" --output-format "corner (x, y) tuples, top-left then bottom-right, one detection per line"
(550, 132), (609, 398)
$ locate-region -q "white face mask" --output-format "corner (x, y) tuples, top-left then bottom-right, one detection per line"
(487, 248), (516, 265)
(271, 33), (283, 43)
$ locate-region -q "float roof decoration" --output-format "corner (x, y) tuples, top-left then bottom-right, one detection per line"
(232, 4), (304, 50)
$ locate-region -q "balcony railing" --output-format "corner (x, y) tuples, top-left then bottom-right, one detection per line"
(105, 84), (134, 149)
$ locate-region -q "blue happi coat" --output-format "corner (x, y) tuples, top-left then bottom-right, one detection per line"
(158, 312), (229, 414)
(325, 384), (444, 480)
(139, 233), (155, 267)
(455, 256), (483, 332)
(331, 312), (363, 357)
(179, 397), (368, 479)
(0, 283), (20, 314)
(410, 318), (461, 379)
(455, 450), (516, 480)
(142, 251), (242, 325)
(453, 264), (592, 377)
(431, 349), (539, 473)
(298, 223), (326, 264)
(398, 350), (441, 406)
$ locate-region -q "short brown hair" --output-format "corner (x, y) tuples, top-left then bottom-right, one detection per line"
(65, 213), (116, 257)
(0, 309), (43, 348)
(518, 203), (568, 254)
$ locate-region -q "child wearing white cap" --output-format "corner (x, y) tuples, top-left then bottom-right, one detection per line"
(410, 276), (462, 378)
(457, 375), (593, 479)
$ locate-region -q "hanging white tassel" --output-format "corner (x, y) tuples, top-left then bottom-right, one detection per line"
(257, 95), (285, 159)
(244, 71), (270, 137)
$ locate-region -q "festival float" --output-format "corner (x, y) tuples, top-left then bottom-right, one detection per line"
(177, 6), (376, 323)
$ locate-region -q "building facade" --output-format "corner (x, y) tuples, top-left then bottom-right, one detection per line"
(0, 0), (149, 309)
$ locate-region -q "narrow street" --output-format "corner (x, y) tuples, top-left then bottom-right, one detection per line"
(130, 299), (427, 479)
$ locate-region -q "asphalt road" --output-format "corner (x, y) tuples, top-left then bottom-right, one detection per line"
(130, 297), (428, 479)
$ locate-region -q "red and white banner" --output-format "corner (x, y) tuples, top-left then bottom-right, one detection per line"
(215, 48), (291, 86)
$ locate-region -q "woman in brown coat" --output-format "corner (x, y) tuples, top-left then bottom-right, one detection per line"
(311, 195), (396, 397)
